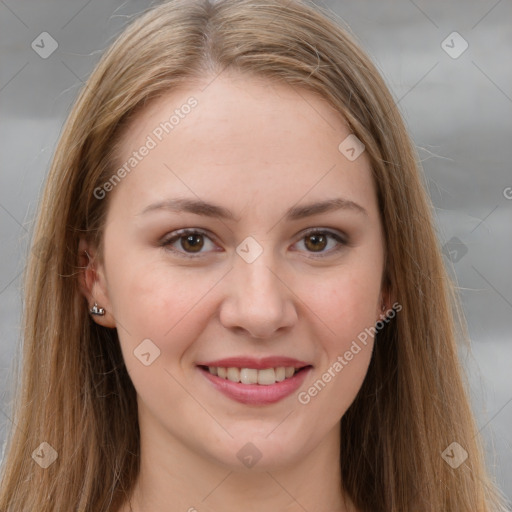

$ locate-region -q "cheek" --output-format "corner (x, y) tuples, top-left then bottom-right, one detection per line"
(307, 262), (382, 346)
(104, 243), (220, 361)
(295, 259), (381, 408)
(107, 263), (217, 411)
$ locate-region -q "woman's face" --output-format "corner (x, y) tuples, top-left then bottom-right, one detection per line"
(87, 72), (387, 470)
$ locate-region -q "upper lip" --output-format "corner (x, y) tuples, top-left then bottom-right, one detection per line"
(197, 356), (311, 369)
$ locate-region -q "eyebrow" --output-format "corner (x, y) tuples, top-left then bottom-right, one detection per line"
(139, 197), (368, 220)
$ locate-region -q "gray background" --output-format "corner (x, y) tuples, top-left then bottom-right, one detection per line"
(0, 0), (511, 505)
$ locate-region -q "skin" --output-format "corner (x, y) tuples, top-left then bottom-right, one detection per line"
(79, 71), (390, 512)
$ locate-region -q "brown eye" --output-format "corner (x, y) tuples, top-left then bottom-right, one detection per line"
(295, 229), (347, 257)
(161, 229), (217, 258)
(304, 233), (328, 252)
(180, 233), (204, 253)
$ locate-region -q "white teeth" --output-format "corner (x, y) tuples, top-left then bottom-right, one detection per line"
(207, 366), (300, 385)
(275, 367), (286, 382)
(227, 367), (240, 382)
(240, 368), (258, 384)
(257, 368), (276, 385)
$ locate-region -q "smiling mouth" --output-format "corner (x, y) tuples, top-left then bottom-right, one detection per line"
(198, 365), (311, 385)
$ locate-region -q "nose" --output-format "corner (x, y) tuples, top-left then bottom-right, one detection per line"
(218, 248), (298, 339)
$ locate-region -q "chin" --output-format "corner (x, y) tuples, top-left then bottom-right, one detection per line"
(204, 432), (309, 472)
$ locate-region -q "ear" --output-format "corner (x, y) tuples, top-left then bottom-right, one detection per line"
(78, 236), (116, 328)
(376, 282), (395, 323)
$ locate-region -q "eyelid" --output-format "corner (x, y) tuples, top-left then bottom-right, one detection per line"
(291, 228), (347, 257)
(159, 228), (219, 258)
(160, 227), (348, 259)
(299, 227), (347, 245)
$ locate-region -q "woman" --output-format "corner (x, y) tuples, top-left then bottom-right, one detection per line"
(0, 0), (507, 510)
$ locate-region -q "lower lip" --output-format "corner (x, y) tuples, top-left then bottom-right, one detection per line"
(199, 366), (312, 405)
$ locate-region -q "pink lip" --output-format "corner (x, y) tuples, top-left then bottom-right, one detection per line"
(197, 356), (310, 369)
(198, 365), (312, 405)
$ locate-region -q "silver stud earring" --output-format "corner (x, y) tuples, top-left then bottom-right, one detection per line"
(90, 302), (105, 316)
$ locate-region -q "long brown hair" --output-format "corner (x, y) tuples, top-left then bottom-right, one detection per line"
(0, 0), (507, 510)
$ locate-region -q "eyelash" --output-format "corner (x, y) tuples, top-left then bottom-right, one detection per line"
(160, 228), (347, 259)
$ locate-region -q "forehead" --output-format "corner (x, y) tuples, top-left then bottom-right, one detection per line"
(110, 73), (378, 220)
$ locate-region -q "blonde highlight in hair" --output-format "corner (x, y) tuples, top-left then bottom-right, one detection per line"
(0, 0), (507, 510)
